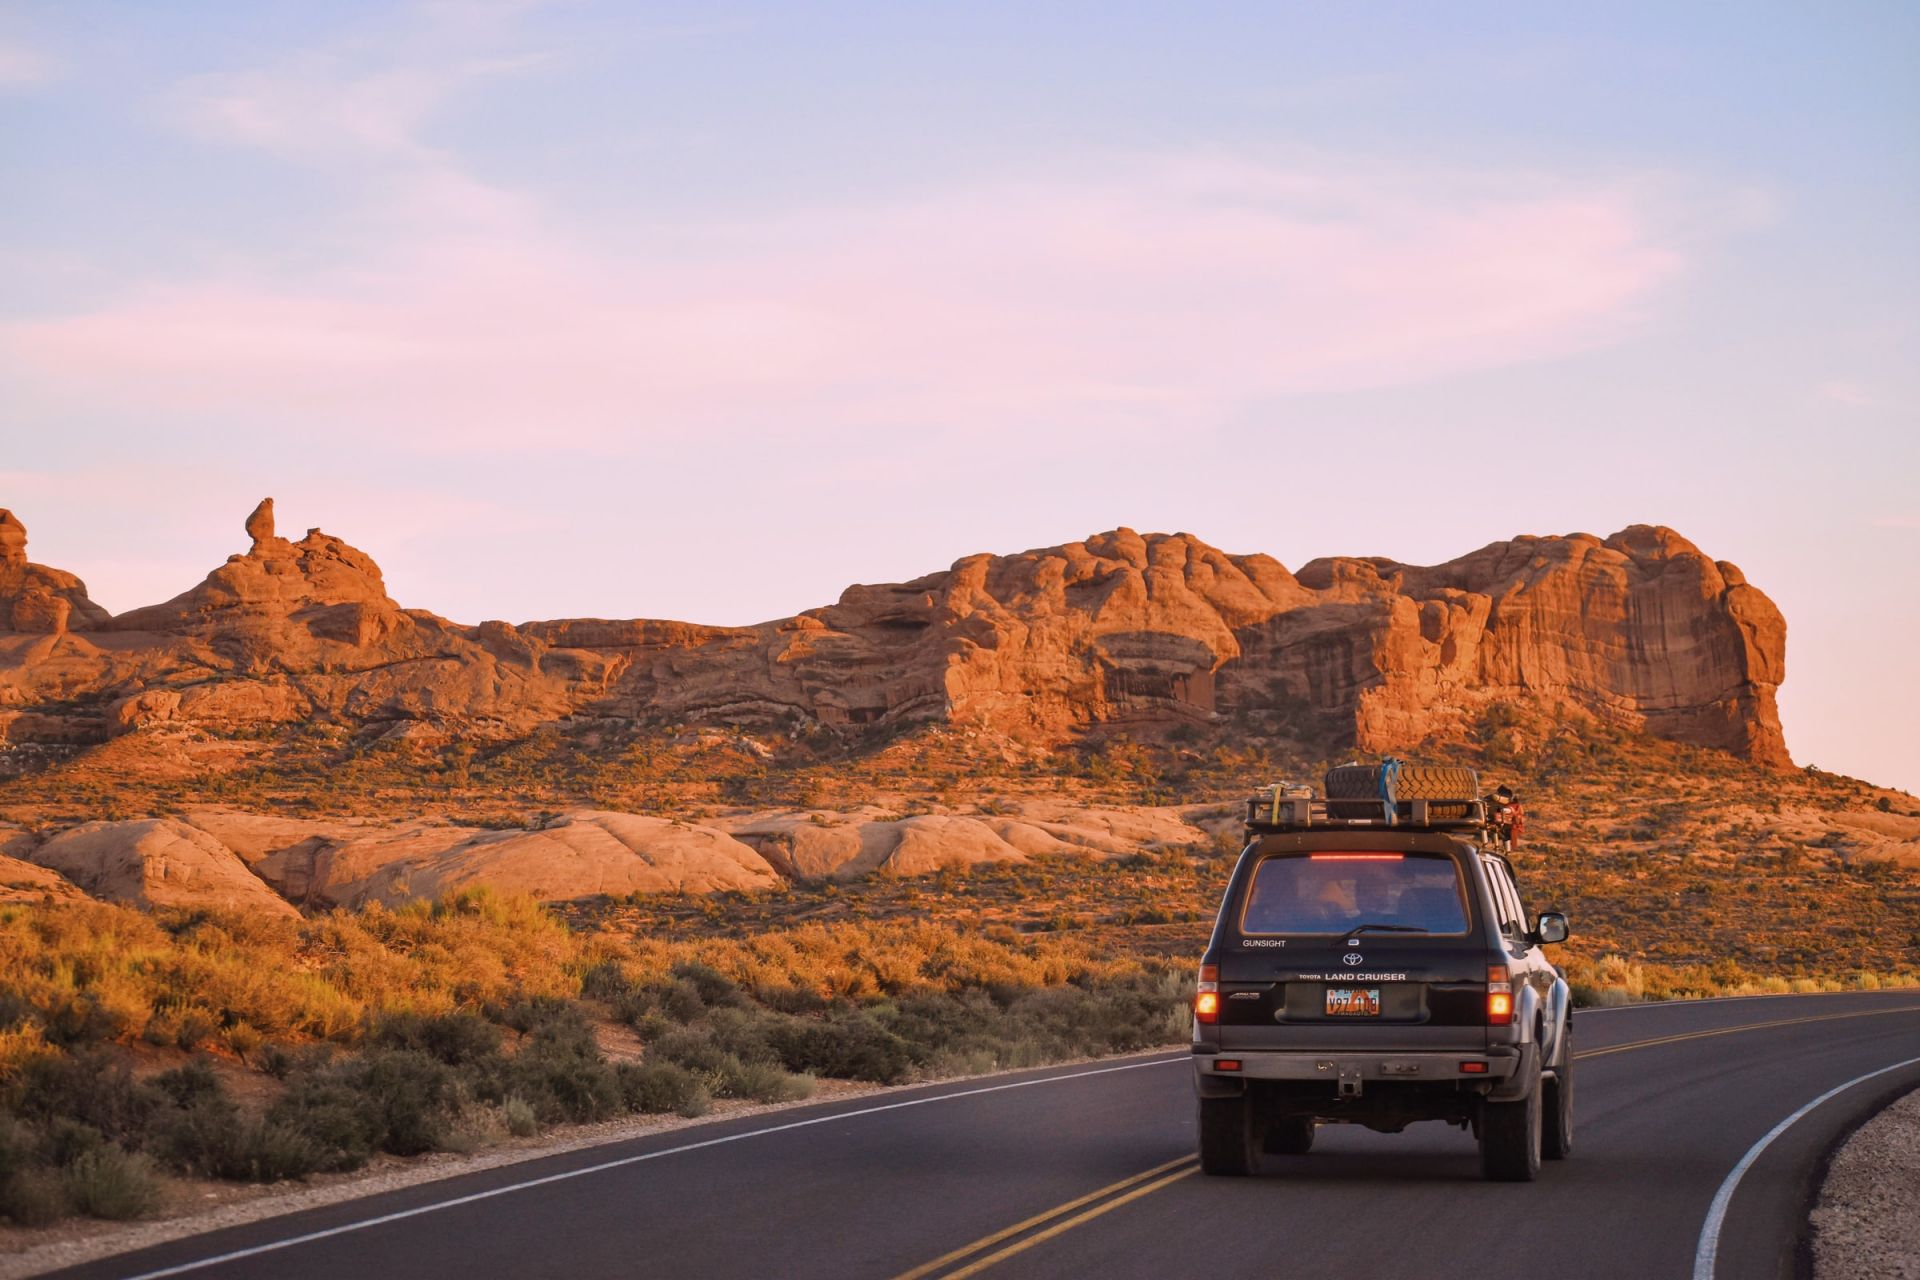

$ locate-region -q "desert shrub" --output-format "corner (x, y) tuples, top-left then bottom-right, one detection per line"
(509, 1049), (621, 1125)
(12, 1053), (161, 1149)
(0, 1167), (69, 1226)
(63, 1146), (162, 1220)
(34, 1118), (108, 1171)
(355, 1050), (461, 1156)
(669, 962), (747, 1010)
(721, 1060), (812, 1104)
(267, 1048), (462, 1168)
(498, 1001), (622, 1124)
(643, 1025), (809, 1102)
(611, 975), (709, 1026)
(577, 961), (632, 1003)
(500, 1096), (540, 1137)
(765, 1011), (914, 1084)
(370, 1011), (503, 1066)
(148, 1067), (327, 1183)
(155, 1103), (327, 1183)
(494, 995), (583, 1039)
(153, 1056), (224, 1108)
(615, 1062), (711, 1117)
(255, 1042), (297, 1079)
(34, 994), (125, 1049)
(266, 1072), (382, 1172)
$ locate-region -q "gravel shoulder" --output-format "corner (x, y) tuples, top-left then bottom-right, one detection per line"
(1810, 1085), (1920, 1280)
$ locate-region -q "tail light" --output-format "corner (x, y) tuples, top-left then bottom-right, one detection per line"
(1195, 964), (1219, 1024)
(1487, 964), (1513, 1026)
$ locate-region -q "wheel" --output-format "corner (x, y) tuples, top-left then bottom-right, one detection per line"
(1395, 764), (1481, 803)
(1323, 762), (1480, 804)
(1542, 1031), (1574, 1160)
(1480, 1058), (1542, 1182)
(1325, 762), (1394, 800)
(1198, 1095), (1260, 1176)
(1263, 1117), (1315, 1155)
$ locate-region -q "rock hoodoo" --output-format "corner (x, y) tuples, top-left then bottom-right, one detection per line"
(0, 504), (1792, 766)
(245, 497), (275, 552)
(0, 508), (110, 635)
(0, 510), (25, 569)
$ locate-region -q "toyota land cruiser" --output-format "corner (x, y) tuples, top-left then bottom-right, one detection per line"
(1192, 761), (1572, 1182)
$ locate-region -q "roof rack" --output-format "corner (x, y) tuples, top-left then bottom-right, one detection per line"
(1243, 791), (1489, 835)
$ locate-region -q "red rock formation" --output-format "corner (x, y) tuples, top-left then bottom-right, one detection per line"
(0, 504), (1792, 765)
(0, 509), (110, 635)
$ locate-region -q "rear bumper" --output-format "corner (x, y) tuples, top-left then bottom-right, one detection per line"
(1193, 1046), (1520, 1086)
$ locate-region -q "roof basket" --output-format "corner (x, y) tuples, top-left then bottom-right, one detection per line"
(1243, 785), (1489, 836)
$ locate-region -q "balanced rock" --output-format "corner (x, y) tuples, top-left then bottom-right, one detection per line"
(245, 497), (275, 552)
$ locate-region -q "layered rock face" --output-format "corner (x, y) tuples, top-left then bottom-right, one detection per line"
(0, 502), (1790, 765)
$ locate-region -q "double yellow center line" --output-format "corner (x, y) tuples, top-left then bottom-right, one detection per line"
(889, 1003), (1920, 1280)
(890, 1155), (1200, 1280)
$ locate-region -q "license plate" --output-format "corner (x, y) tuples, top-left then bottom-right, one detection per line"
(1325, 987), (1381, 1017)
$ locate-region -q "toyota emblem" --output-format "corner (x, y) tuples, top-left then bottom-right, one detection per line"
(1343, 953), (1364, 967)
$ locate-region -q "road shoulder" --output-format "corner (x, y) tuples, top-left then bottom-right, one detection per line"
(1808, 1084), (1920, 1280)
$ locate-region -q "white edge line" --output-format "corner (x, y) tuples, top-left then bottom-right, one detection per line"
(1691, 1052), (1920, 1280)
(116, 1054), (1189, 1280)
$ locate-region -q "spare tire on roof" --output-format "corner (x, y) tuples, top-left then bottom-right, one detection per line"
(1324, 760), (1480, 805)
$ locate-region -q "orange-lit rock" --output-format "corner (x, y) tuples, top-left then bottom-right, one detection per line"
(0, 503), (1790, 766)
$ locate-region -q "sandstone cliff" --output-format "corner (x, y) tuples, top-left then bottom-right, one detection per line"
(0, 503), (1790, 765)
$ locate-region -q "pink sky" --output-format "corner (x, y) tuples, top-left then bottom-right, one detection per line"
(2, 3), (1915, 793)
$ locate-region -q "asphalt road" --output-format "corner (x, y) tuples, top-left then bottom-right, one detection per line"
(54, 989), (1920, 1280)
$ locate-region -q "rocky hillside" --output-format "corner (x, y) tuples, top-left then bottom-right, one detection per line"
(0, 500), (1788, 764)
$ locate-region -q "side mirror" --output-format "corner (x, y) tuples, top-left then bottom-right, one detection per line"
(1534, 912), (1570, 945)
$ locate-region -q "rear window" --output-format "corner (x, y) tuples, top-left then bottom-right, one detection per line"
(1239, 852), (1470, 936)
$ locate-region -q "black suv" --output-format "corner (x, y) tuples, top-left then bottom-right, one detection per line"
(1192, 762), (1572, 1181)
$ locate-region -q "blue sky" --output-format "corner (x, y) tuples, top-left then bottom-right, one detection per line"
(1, 2), (1916, 790)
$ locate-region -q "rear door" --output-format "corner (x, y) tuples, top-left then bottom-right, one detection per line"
(1215, 842), (1490, 1048)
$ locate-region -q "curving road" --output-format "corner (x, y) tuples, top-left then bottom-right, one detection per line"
(54, 990), (1920, 1280)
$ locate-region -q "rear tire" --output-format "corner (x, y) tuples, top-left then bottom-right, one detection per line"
(1480, 1059), (1542, 1182)
(1198, 1095), (1260, 1176)
(1543, 1033), (1574, 1160)
(1263, 1117), (1315, 1155)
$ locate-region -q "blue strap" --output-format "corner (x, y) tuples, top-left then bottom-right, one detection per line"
(1379, 757), (1402, 824)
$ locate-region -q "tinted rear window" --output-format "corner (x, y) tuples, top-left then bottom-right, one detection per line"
(1240, 852), (1469, 936)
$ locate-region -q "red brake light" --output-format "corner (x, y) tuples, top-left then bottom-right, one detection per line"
(1487, 964), (1513, 1026)
(1307, 854), (1406, 861)
(1460, 1061), (1488, 1074)
(1195, 964), (1219, 1024)
(1215, 1059), (1242, 1072)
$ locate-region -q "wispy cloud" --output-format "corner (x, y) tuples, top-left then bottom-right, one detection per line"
(1870, 515), (1920, 530)
(0, 37), (59, 90)
(1819, 379), (1879, 408)
(0, 149), (1692, 447)
(170, 51), (550, 161)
